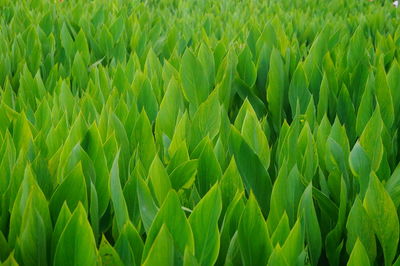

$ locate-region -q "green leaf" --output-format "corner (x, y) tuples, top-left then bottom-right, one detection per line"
(336, 84), (356, 142)
(110, 151), (130, 235)
(198, 43), (215, 90)
(75, 29), (90, 64)
(168, 112), (190, 157)
(298, 184), (321, 265)
(304, 25), (330, 97)
(51, 203), (71, 262)
(189, 184), (222, 266)
(60, 23), (74, 59)
(99, 236), (124, 266)
(143, 224), (175, 266)
(63, 144), (95, 197)
(356, 72), (374, 136)
(9, 166), (51, 248)
(277, 219), (304, 266)
(349, 142), (371, 197)
(325, 119), (350, 178)
(347, 239), (370, 266)
(238, 193), (272, 266)
(184, 247), (201, 266)
(49, 163), (88, 222)
(54, 203), (98, 266)
(2, 252), (19, 266)
(190, 92), (221, 151)
(388, 60), (400, 120)
(267, 48), (285, 131)
(317, 73), (329, 122)
(271, 212), (290, 247)
(234, 99), (257, 131)
(191, 138), (222, 196)
(89, 183), (99, 242)
(83, 123), (110, 217)
(346, 196), (376, 263)
(0, 230), (11, 262)
(142, 190), (194, 265)
(26, 27), (41, 75)
(114, 229), (135, 265)
(18, 186), (52, 266)
(110, 15), (125, 42)
(137, 78), (159, 124)
(156, 78), (184, 139)
(13, 112), (33, 154)
(108, 113), (130, 184)
(224, 232), (242, 266)
(131, 111), (157, 172)
(316, 115), (332, 171)
(98, 24), (113, 59)
(72, 52), (88, 89)
(216, 48), (236, 109)
(57, 113), (88, 178)
(218, 192), (245, 265)
(113, 65), (129, 93)
(230, 126), (272, 216)
(122, 172), (140, 224)
(148, 154), (172, 206)
(375, 56), (394, 129)
(115, 222), (144, 266)
(143, 48), (163, 99)
(347, 26), (367, 69)
(241, 107), (270, 169)
(268, 163), (305, 231)
(136, 176), (158, 233)
(364, 173), (399, 266)
(180, 49), (209, 106)
(288, 62), (310, 115)
(297, 122), (318, 181)
(237, 46), (257, 88)
(169, 159), (198, 191)
(220, 158), (245, 216)
(360, 106), (383, 171)
(326, 177), (347, 266)
(386, 164), (400, 208)
(266, 245), (289, 266)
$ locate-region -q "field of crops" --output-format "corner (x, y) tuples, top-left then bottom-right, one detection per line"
(1, 0), (400, 265)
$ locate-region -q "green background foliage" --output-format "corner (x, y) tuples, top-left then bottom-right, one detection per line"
(0, 0), (400, 265)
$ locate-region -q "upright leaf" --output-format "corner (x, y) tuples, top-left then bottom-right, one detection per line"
(375, 56), (394, 129)
(347, 239), (370, 266)
(298, 184), (321, 265)
(237, 46), (257, 88)
(54, 203), (98, 266)
(267, 48), (285, 131)
(346, 197), (376, 263)
(142, 190), (194, 265)
(360, 106), (383, 172)
(148, 154), (171, 206)
(189, 184), (222, 266)
(143, 224), (175, 266)
(288, 62), (310, 115)
(180, 49), (209, 106)
(49, 163), (88, 222)
(364, 173), (399, 266)
(110, 152), (130, 234)
(230, 126), (272, 216)
(238, 193), (272, 266)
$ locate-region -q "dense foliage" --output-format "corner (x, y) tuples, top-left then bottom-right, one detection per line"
(1, 0), (400, 265)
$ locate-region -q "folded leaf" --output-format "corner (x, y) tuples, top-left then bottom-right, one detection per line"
(189, 184), (222, 266)
(364, 173), (399, 266)
(238, 193), (272, 266)
(54, 203), (98, 266)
